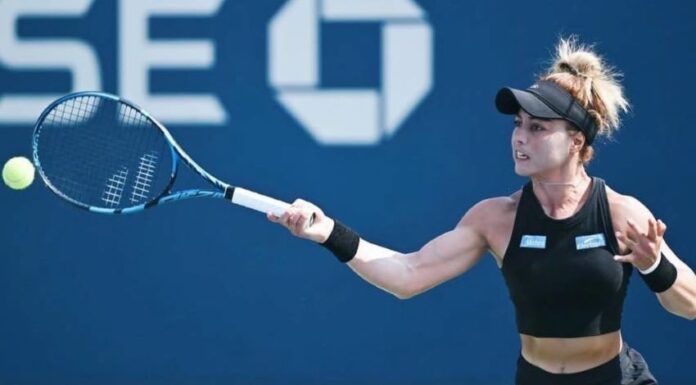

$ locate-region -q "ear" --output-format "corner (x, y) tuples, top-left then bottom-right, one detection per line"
(570, 131), (585, 153)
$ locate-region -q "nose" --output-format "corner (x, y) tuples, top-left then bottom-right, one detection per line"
(512, 126), (526, 145)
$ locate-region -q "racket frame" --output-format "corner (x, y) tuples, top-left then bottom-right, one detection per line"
(32, 91), (288, 216)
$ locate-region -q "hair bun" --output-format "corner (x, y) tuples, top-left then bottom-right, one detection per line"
(555, 39), (603, 79)
(542, 35), (630, 136)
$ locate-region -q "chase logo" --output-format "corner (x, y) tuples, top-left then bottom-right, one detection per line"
(268, 0), (433, 145)
(575, 233), (606, 250)
(520, 235), (546, 249)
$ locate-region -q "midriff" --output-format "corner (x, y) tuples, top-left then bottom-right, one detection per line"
(520, 331), (622, 374)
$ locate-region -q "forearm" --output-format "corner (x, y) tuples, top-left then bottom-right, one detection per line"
(331, 220), (486, 299)
(346, 239), (416, 299)
(316, 218), (416, 298)
(270, 203), (487, 300)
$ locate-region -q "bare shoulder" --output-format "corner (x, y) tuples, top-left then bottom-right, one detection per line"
(457, 190), (521, 263)
(605, 185), (655, 226)
(457, 191), (521, 228)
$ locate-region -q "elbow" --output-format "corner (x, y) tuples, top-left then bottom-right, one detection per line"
(392, 260), (420, 300)
(663, 301), (696, 320)
(686, 292), (696, 320)
(683, 308), (696, 321)
(390, 278), (418, 300)
(673, 300), (696, 321)
(393, 290), (416, 300)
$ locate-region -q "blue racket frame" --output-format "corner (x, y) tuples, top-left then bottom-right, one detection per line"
(32, 91), (232, 214)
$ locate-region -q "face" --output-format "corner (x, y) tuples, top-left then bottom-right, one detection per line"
(511, 110), (580, 177)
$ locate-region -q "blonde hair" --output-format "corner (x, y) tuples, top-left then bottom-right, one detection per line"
(541, 36), (630, 164)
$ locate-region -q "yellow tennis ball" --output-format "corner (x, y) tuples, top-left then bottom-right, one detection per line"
(2, 156), (35, 190)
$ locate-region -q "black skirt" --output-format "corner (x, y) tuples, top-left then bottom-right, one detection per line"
(515, 342), (658, 385)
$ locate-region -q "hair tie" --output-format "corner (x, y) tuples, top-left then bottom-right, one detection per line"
(559, 62), (580, 76)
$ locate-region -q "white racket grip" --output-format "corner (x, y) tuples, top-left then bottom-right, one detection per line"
(230, 187), (290, 217)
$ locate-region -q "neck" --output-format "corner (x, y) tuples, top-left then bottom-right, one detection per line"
(530, 167), (592, 218)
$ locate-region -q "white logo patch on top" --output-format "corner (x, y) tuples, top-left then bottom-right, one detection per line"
(520, 235), (547, 249)
(575, 233), (606, 250)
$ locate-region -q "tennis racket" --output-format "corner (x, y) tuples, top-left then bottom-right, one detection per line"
(32, 91), (311, 223)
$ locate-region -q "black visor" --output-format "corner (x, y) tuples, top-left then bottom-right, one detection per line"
(495, 81), (598, 144)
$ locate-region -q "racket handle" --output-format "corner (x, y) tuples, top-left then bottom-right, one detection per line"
(229, 187), (289, 216)
(227, 187), (316, 227)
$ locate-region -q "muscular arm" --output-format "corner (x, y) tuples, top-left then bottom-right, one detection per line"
(345, 200), (492, 299)
(611, 193), (696, 320)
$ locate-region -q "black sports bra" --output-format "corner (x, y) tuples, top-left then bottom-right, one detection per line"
(501, 178), (632, 338)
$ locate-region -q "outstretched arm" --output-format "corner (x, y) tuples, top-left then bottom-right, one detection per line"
(268, 199), (492, 299)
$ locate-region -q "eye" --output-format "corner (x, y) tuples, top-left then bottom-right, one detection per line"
(513, 119), (521, 128)
(531, 123), (545, 132)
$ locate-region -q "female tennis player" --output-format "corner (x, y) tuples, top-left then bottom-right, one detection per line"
(267, 37), (696, 385)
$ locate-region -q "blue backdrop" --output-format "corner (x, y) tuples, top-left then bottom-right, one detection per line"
(1, 1), (694, 384)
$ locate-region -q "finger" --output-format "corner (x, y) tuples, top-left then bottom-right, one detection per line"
(294, 214), (308, 233)
(267, 212), (280, 223)
(615, 231), (636, 249)
(287, 213), (299, 228)
(283, 212), (297, 229)
(625, 219), (643, 242)
(291, 212), (307, 231)
(613, 254), (632, 263)
(647, 218), (657, 242)
(657, 219), (667, 238)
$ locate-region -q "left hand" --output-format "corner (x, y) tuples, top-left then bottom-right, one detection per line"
(614, 218), (667, 271)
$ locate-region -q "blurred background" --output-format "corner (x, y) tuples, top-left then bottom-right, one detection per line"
(1, 1), (694, 384)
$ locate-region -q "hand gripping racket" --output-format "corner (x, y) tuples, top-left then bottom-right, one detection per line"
(32, 91), (311, 223)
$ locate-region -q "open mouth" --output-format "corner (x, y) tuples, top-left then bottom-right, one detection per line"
(515, 150), (530, 160)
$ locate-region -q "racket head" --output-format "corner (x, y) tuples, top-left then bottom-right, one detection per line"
(32, 92), (178, 213)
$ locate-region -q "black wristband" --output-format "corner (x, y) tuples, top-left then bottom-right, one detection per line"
(639, 253), (678, 293)
(321, 220), (360, 263)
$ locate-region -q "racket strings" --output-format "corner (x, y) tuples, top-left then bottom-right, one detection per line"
(35, 95), (173, 209)
(41, 96), (105, 204)
(130, 151), (159, 203)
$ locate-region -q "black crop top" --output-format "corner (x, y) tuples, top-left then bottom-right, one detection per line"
(501, 177), (632, 338)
